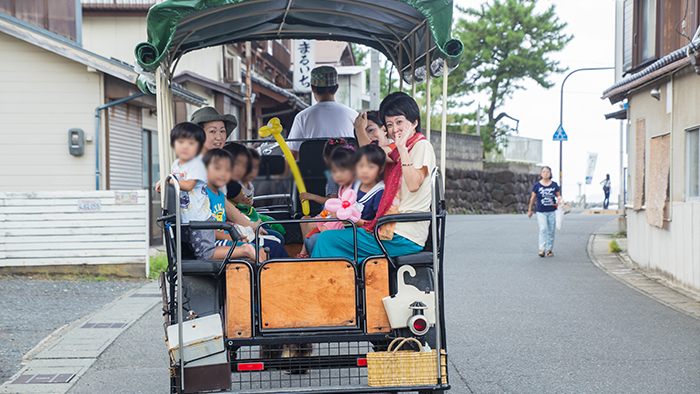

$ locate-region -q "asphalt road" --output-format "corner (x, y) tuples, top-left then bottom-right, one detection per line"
(62, 213), (700, 393)
(444, 214), (700, 393)
(0, 278), (142, 382)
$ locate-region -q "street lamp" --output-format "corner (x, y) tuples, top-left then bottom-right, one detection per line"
(558, 67), (614, 195)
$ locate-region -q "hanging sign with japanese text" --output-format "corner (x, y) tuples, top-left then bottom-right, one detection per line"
(293, 39), (315, 93)
(585, 152), (598, 185)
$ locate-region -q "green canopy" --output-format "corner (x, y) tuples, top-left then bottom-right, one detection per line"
(135, 0), (463, 82)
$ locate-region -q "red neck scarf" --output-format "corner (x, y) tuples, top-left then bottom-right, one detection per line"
(363, 132), (426, 238)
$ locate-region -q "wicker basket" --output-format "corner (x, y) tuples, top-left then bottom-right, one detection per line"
(367, 337), (447, 387)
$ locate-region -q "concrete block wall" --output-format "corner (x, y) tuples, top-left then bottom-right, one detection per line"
(429, 132), (484, 171)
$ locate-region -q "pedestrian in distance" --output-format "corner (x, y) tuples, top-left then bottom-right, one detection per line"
(601, 174), (611, 209)
(528, 166), (562, 257)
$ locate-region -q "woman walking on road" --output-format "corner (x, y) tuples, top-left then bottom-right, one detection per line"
(528, 166), (561, 257)
(601, 174), (611, 209)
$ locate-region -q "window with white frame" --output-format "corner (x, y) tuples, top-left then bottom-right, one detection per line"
(687, 128), (700, 201)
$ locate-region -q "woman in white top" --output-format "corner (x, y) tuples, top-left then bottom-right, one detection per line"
(600, 174), (611, 209)
(311, 92), (436, 260)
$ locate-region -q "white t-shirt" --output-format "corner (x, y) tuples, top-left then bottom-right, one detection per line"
(394, 140), (436, 247)
(287, 101), (358, 151)
(240, 181), (254, 199)
(171, 155), (211, 224)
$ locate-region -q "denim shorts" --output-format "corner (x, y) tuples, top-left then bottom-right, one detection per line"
(184, 228), (215, 260)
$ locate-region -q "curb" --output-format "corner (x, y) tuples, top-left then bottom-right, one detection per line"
(587, 232), (700, 321)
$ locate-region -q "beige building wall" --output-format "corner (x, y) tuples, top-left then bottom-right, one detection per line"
(177, 47), (224, 83)
(82, 16), (146, 64)
(0, 33), (102, 191)
(82, 16), (223, 84)
(626, 67), (700, 292)
(180, 82), (216, 120)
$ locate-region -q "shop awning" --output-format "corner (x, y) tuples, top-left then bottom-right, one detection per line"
(134, 0), (464, 83)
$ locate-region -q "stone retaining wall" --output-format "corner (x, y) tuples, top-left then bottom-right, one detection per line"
(445, 164), (542, 214)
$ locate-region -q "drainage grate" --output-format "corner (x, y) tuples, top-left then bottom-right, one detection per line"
(11, 374), (75, 384)
(81, 322), (126, 329)
(130, 293), (161, 298)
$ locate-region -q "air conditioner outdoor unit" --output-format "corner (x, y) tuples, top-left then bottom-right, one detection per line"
(226, 56), (242, 84)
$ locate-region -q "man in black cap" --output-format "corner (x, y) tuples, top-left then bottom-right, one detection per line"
(288, 65), (358, 159)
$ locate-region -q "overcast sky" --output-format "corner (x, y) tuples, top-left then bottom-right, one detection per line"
(453, 0), (621, 203)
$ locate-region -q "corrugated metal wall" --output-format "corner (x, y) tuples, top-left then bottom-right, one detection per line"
(107, 104), (143, 190)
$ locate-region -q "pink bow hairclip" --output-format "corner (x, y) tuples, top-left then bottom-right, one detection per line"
(325, 189), (361, 223)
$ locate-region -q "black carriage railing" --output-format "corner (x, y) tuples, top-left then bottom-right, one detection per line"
(158, 167), (449, 393)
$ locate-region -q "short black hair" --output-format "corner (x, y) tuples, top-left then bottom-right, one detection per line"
(202, 148), (232, 167)
(170, 122), (206, 153)
(248, 147), (260, 161)
(366, 110), (384, 129)
(329, 147), (357, 171)
(223, 142), (252, 173)
(379, 92), (421, 133)
(356, 144), (386, 180)
(323, 138), (358, 159)
(312, 85), (339, 96)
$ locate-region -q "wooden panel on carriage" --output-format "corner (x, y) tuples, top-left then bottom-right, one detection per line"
(259, 260), (356, 329)
(225, 263), (252, 338)
(364, 258), (392, 333)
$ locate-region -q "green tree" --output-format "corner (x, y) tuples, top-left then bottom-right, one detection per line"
(350, 43), (368, 65)
(453, 0), (572, 152)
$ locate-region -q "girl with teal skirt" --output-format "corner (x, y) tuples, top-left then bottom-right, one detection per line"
(311, 92), (436, 261)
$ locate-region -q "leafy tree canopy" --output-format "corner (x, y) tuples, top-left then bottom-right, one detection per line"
(452, 0), (572, 152)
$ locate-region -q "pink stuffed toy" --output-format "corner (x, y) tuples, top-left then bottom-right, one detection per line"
(324, 188), (362, 225)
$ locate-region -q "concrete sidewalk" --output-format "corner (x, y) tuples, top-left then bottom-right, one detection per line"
(588, 219), (700, 321)
(0, 281), (161, 394)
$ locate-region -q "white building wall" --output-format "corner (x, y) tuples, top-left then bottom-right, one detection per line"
(0, 33), (102, 191)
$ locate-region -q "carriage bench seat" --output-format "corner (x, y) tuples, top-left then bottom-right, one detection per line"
(180, 260), (225, 275)
(175, 220), (243, 276)
(393, 251), (433, 266)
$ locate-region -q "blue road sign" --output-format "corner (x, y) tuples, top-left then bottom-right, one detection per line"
(553, 125), (568, 141)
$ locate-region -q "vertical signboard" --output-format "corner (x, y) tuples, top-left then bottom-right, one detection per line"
(585, 152), (598, 185)
(293, 39), (315, 93)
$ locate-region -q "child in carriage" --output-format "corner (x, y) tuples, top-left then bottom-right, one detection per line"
(238, 147), (260, 205)
(298, 138), (354, 204)
(203, 148), (288, 260)
(299, 144), (386, 256)
(223, 143), (285, 245)
(155, 122), (225, 260)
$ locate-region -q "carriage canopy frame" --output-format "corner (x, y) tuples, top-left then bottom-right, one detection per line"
(134, 0), (463, 84)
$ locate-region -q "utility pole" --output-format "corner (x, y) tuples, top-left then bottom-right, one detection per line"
(559, 67), (614, 196)
(476, 103), (481, 136)
(245, 42), (252, 140)
(369, 49), (380, 110)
